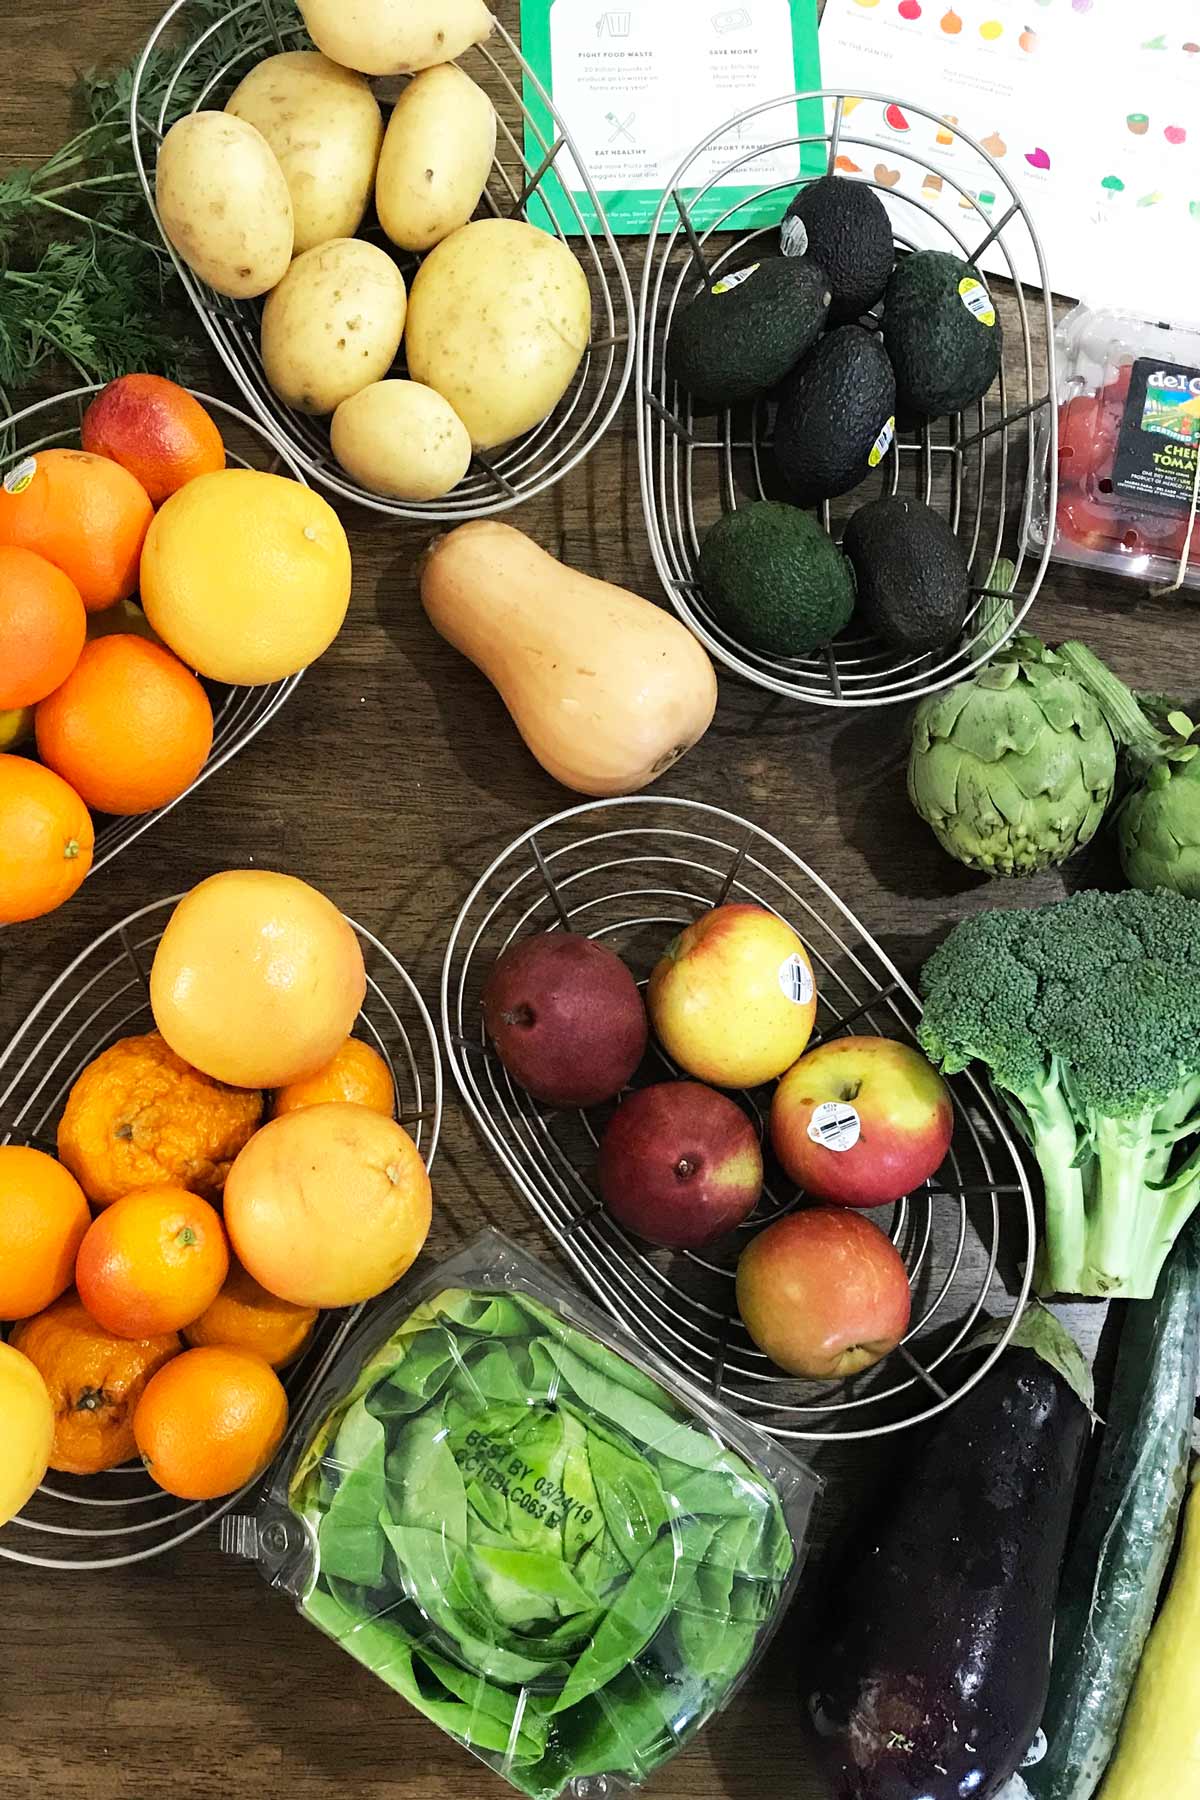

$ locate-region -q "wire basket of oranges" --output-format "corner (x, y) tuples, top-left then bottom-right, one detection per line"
(0, 870), (442, 1569)
(0, 379), (351, 927)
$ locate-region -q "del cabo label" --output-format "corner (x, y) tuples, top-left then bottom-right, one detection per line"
(1113, 357), (1200, 512)
(868, 416), (896, 469)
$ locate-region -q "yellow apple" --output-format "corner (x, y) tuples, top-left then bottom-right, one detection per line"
(648, 903), (817, 1088)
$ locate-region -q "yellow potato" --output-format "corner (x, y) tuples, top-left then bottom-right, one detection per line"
(226, 52), (384, 255)
(297, 0), (493, 76)
(331, 380), (472, 501)
(155, 111), (293, 298)
(376, 65), (496, 252)
(260, 238), (407, 415)
(404, 218), (592, 450)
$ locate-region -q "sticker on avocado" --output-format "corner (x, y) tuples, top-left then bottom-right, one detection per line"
(958, 277), (996, 328)
(868, 416), (896, 469)
(711, 263), (760, 296)
(807, 1101), (861, 1152)
(3, 456), (36, 495)
(778, 953), (814, 1005)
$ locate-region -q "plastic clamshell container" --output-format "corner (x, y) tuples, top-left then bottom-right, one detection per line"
(226, 1231), (819, 1799)
(1028, 303), (1200, 593)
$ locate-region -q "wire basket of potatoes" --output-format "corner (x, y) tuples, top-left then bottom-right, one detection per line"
(131, 0), (634, 519)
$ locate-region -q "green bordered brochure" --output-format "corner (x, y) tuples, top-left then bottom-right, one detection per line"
(521, 0), (824, 237)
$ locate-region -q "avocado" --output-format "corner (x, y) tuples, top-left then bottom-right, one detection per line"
(697, 501), (856, 657)
(773, 325), (896, 505)
(781, 175), (895, 324)
(842, 495), (971, 653)
(666, 256), (832, 408)
(882, 249), (1002, 418)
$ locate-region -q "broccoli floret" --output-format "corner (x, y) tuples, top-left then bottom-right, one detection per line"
(919, 888), (1200, 1297)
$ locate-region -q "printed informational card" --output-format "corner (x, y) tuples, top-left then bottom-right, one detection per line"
(818, 0), (1200, 315)
(521, 0), (824, 236)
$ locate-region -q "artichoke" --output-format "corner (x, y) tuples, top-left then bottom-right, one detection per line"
(1119, 754), (1200, 895)
(908, 633), (1118, 875)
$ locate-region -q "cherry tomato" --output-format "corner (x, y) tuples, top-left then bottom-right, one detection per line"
(1058, 395), (1115, 491)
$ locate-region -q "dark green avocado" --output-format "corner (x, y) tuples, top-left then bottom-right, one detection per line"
(842, 495), (971, 653)
(882, 249), (1002, 418)
(781, 175), (895, 324)
(773, 326), (897, 505)
(666, 256), (832, 408)
(697, 501), (856, 657)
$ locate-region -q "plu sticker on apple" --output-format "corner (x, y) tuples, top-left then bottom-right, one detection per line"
(778, 953), (814, 1005)
(807, 1101), (861, 1153)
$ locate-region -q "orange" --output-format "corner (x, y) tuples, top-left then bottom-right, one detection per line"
(0, 1146), (91, 1320)
(57, 1030), (263, 1209)
(75, 1185), (229, 1339)
(11, 1292), (179, 1476)
(0, 1341), (54, 1522)
(272, 1036), (394, 1119)
(150, 870), (367, 1089)
(140, 469), (351, 684)
(35, 635), (213, 817)
(225, 1102), (431, 1308)
(184, 1258), (317, 1368)
(0, 754), (93, 924)
(81, 375), (225, 506)
(134, 1344), (288, 1500)
(0, 447), (153, 611)
(0, 546), (87, 708)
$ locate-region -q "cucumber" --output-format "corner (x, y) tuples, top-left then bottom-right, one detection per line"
(1028, 1219), (1200, 1800)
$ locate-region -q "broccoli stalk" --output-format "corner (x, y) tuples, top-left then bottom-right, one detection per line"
(919, 890), (1200, 1298)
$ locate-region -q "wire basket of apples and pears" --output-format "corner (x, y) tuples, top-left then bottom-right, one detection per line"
(0, 383), (308, 893)
(0, 886), (442, 1569)
(637, 91), (1057, 708)
(442, 796), (1036, 1445)
(130, 0), (634, 521)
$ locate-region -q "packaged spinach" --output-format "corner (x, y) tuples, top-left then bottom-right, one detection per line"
(226, 1232), (819, 1799)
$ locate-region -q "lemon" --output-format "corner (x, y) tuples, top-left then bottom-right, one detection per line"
(140, 469), (352, 685)
(0, 1341), (54, 1527)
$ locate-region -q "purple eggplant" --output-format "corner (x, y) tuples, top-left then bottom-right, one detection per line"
(809, 1316), (1091, 1800)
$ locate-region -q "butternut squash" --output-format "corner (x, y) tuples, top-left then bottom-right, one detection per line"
(420, 523), (718, 796)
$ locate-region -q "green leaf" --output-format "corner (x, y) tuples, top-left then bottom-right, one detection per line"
(316, 1404), (387, 1588)
(383, 1404), (468, 1543)
(587, 1426), (669, 1568)
(533, 1341), (727, 1470)
(549, 1532), (679, 1714)
(470, 1546), (597, 1625)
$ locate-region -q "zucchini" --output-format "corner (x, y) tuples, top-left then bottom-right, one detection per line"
(1029, 1220), (1200, 1800)
(809, 1308), (1091, 1800)
(1099, 1462), (1200, 1797)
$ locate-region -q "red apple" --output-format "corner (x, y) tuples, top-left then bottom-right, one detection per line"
(736, 1208), (911, 1379)
(597, 1082), (763, 1249)
(482, 932), (647, 1108)
(770, 1036), (953, 1208)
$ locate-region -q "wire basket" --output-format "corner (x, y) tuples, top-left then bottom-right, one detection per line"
(0, 385), (306, 881)
(130, 0), (634, 521)
(636, 92), (1058, 708)
(442, 797), (1035, 1444)
(0, 897), (442, 1570)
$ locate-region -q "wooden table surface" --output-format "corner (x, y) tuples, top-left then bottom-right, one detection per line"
(3, 4), (1197, 1797)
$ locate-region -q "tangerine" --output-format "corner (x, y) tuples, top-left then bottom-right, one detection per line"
(134, 1344), (288, 1500)
(0, 754), (93, 924)
(56, 1030), (263, 1208)
(0, 1146), (92, 1320)
(184, 1258), (317, 1368)
(0, 546), (87, 708)
(35, 635), (213, 816)
(81, 375), (225, 505)
(271, 1036), (394, 1118)
(10, 1292), (179, 1476)
(0, 447), (153, 611)
(75, 1184), (229, 1338)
